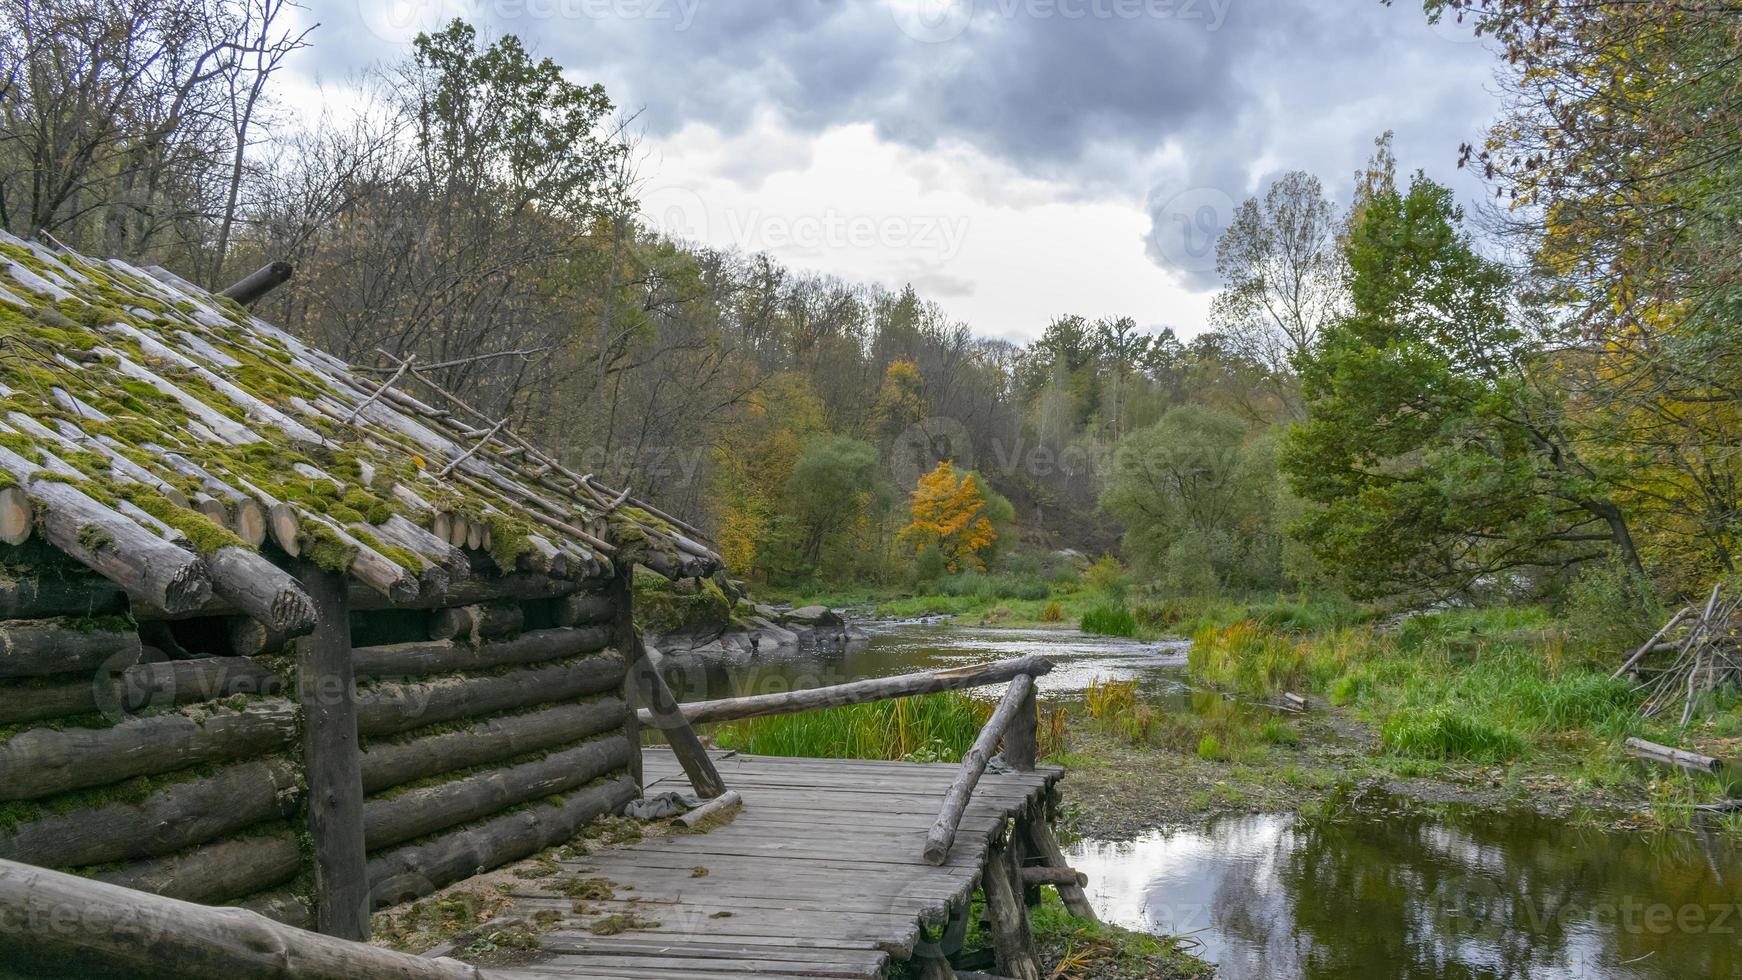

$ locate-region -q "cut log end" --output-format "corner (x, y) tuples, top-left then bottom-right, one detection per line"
(0, 486), (31, 545)
(268, 503), (301, 557)
(233, 498), (268, 548)
(161, 558), (215, 614)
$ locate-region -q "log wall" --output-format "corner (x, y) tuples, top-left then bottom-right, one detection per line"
(0, 558), (632, 934)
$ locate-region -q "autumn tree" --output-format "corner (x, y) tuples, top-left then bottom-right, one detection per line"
(1413, 0), (1742, 586)
(899, 461), (999, 573)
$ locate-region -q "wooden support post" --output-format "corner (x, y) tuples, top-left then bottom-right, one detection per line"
(1004, 681), (1038, 771)
(1022, 805), (1098, 922)
(613, 570), (725, 799)
(982, 833), (1041, 980)
(294, 561), (370, 941)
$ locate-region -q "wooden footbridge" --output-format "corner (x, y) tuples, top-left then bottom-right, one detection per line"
(491, 748), (1066, 978)
(0, 655), (1096, 980)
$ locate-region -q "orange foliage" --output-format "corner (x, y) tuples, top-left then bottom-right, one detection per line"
(899, 461), (997, 572)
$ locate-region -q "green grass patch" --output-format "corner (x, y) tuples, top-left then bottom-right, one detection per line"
(711, 692), (991, 761)
(1080, 605), (1138, 637)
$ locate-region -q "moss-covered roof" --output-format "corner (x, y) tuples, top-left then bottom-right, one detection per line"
(0, 230), (718, 613)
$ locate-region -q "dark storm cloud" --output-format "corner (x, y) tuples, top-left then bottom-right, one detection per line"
(305, 0), (1499, 290)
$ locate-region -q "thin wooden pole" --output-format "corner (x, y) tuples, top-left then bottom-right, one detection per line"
(294, 561), (370, 940)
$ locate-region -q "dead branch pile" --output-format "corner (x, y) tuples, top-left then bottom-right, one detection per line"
(1616, 585), (1741, 726)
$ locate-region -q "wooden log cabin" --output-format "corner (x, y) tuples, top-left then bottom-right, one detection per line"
(0, 232), (1088, 979)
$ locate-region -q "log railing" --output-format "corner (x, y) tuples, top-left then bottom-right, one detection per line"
(634, 654), (1054, 726)
(633, 654), (1056, 866)
(923, 671), (1042, 865)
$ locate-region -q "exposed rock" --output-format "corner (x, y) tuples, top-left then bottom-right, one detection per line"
(783, 605), (842, 628)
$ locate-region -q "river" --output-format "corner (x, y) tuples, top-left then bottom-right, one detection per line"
(658, 621), (1742, 979)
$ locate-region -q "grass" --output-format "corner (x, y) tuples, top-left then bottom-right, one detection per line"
(710, 692), (991, 762)
(1080, 605), (1138, 637)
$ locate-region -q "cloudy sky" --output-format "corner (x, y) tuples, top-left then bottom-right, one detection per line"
(283, 0), (1501, 343)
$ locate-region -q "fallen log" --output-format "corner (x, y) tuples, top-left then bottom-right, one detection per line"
(1283, 692), (1309, 712)
(0, 858), (488, 979)
(354, 652), (626, 738)
(358, 697), (626, 794)
(0, 619), (141, 678)
(363, 737), (633, 850)
(643, 654), (1055, 727)
(351, 627), (610, 680)
(366, 776), (638, 908)
(1624, 737), (1725, 774)
(0, 698), (297, 800)
(923, 673), (1038, 866)
(0, 446), (212, 612)
(676, 789), (744, 829)
(0, 759), (300, 868)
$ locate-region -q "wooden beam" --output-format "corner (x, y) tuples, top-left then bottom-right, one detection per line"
(636, 655), (1056, 727)
(617, 569), (725, 798)
(923, 673), (1037, 866)
(294, 561), (370, 941)
(0, 858), (487, 979)
(1020, 806), (1097, 921)
(218, 260), (293, 305)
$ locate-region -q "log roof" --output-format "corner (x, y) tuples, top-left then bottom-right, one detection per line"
(0, 230), (720, 624)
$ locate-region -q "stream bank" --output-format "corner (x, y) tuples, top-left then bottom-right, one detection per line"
(671, 618), (1742, 980)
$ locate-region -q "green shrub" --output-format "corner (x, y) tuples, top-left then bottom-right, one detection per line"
(1196, 734), (1227, 760)
(1080, 605), (1137, 638)
(1381, 706), (1526, 761)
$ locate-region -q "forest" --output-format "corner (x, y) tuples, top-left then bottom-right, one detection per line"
(1, 0), (1736, 626)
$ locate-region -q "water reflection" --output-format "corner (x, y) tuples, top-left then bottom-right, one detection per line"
(1071, 800), (1742, 979)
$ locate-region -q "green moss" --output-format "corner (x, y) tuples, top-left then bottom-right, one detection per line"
(75, 523), (113, 552)
(302, 522), (357, 574)
(487, 513), (537, 570)
(351, 528), (421, 571)
(119, 486), (246, 555)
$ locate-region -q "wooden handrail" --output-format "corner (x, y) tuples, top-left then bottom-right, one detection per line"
(637, 655), (1054, 726)
(0, 858), (484, 979)
(922, 672), (1039, 866)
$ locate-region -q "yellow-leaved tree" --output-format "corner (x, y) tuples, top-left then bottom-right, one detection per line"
(899, 461), (997, 573)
